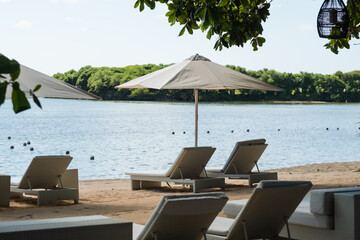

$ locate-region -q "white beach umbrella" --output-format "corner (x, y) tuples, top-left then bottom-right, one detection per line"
(5, 64), (100, 100)
(116, 54), (282, 146)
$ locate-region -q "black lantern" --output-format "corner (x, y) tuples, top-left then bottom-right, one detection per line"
(317, 0), (350, 39)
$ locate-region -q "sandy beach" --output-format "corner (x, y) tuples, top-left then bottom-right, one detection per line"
(1, 161), (359, 225)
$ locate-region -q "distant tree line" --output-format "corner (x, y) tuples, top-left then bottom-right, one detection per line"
(53, 64), (360, 102)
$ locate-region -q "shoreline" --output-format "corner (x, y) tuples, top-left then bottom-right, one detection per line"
(0, 161), (359, 224)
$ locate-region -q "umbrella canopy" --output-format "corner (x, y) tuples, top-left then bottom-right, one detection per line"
(116, 54), (282, 146)
(5, 64), (100, 100)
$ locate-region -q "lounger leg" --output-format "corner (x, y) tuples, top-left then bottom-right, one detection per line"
(202, 228), (208, 240)
(248, 178), (253, 188)
(242, 220), (249, 240)
(284, 217), (291, 239)
(151, 232), (158, 240)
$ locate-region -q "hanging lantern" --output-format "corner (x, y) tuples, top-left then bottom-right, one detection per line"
(317, 0), (349, 39)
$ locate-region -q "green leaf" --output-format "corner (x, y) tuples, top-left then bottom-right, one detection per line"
(257, 37), (266, 46)
(140, 1), (145, 11)
(179, 25), (186, 36)
(186, 24), (193, 34)
(33, 94), (42, 109)
(167, 3), (175, 10)
(134, 0), (140, 9)
(11, 82), (30, 113)
(0, 81), (8, 106)
(144, 0), (155, 10)
(0, 55), (20, 80)
(33, 84), (41, 92)
(218, 0), (229, 7)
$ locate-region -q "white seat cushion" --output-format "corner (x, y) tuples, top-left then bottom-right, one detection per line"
(222, 199), (248, 218)
(310, 187), (360, 215)
(222, 195), (334, 229)
(132, 223), (144, 240)
(207, 217), (233, 237)
(288, 196), (333, 229)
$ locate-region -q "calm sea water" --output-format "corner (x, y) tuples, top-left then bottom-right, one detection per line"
(1, 99), (359, 181)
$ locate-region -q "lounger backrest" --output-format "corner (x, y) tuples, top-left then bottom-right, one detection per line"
(137, 193), (228, 240)
(18, 155), (73, 189)
(166, 147), (215, 179)
(227, 180), (312, 240)
(222, 139), (267, 174)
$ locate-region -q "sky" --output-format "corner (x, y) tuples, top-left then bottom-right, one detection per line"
(1, 0), (359, 76)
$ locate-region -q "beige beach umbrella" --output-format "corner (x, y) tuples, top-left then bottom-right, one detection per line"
(116, 54), (282, 146)
(5, 64), (100, 100)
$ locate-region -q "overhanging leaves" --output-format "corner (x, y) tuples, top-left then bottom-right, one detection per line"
(135, 0), (360, 53)
(11, 82), (31, 113)
(134, 0), (271, 51)
(0, 81), (8, 106)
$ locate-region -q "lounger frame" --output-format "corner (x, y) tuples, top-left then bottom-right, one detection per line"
(127, 147), (225, 193)
(206, 180), (312, 240)
(134, 193), (228, 240)
(10, 168), (79, 206)
(129, 175), (225, 193)
(206, 139), (278, 187)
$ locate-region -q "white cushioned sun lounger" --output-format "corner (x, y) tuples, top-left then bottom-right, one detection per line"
(126, 147), (225, 193)
(206, 180), (312, 240)
(133, 192), (228, 240)
(223, 186), (360, 240)
(0, 215), (132, 240)
(206, 139), (277, 187)
(10, 155), (79, 206)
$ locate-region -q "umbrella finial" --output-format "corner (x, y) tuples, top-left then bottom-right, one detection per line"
(186, 54), (211, 62)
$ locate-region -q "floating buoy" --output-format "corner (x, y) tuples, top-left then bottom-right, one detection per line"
(23, 143), (27, 146)
(27, 141), (31, 145)
(30, 147), (34, 151)
(10, 146), (14, 149)
(90, 156), (95, 160)
(8, 136), (11, 140)
(172, 132), (175, 135)
(207, 131), (210, 134)
(183, 131), (186, 134)
(326, 128), (329, 130)
(337, 128), (339, 130)
(278, 129), (280, 131)
(247, 129), (250, 132)
(66, 150), (70, 155)
(231, 130), (234, 133)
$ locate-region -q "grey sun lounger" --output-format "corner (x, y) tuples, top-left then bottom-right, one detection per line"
(10, 155), (79, 206)
(133, 192), (228, 240)
(206, 180), (312, 240)
(222, 186), (360, 240)
(0, 215), (132, 240)
(126, 147), (225, 193)
(206, 139), (278, 187)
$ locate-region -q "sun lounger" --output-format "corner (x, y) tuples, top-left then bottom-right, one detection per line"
(223, 186), (360, 240)
(0, 215), (132, 240)
(206, 139), (277, 187)
(10, 155), (79, 206)
(133, 192), (228, 240)
(206, 180), (312, 240)
(126, 147), (225, 193)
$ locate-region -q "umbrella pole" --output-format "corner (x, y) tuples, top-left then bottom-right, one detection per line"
(195, 89), (198, 147)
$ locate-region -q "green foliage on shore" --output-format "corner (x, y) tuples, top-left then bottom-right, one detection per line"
(53, 64), (360, 102)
